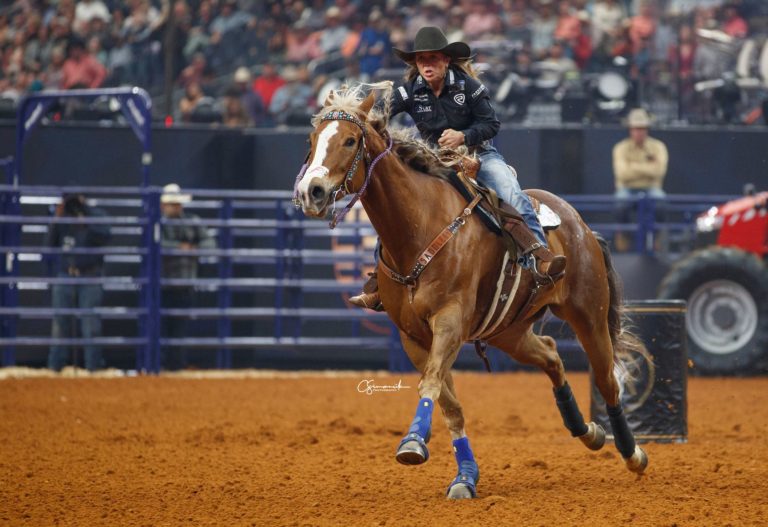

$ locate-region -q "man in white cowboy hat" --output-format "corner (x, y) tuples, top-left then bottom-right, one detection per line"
(612, 108), (669, 251)
(349, 26), (566, 310)
(612, 108), (668, 199)
(160, 184), (215, 370)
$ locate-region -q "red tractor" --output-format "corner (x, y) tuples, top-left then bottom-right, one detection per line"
(658, 190), (768, 374)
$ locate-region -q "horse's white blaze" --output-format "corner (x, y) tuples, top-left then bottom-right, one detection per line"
(297, 121), (339, 199)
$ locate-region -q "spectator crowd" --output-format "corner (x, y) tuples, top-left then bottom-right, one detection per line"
(0, 0), (764, 126)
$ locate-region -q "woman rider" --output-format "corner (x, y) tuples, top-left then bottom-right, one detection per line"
(350, 26), (566, 310)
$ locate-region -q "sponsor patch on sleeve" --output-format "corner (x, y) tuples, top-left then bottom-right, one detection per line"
(471, 84), (487, 100)
(398, 86), (408, 101)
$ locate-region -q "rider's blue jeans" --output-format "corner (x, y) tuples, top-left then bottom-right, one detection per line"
(476, 147), (547, 248)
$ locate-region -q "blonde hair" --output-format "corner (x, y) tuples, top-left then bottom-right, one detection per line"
(311, 81), (394, 130)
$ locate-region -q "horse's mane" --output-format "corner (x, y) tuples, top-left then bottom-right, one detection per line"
(311, 82), (467, 180)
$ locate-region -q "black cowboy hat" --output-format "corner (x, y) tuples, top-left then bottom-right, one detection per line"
(392, 26), (471, 63)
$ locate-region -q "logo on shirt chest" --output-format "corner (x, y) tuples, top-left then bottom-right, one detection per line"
(415, 104), (432, 113)
(453, 93), (466, 105)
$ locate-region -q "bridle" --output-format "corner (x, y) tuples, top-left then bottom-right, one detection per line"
(293, 108), (393, 228)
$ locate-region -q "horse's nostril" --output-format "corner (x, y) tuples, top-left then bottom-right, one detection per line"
(310, 185), (325, 201)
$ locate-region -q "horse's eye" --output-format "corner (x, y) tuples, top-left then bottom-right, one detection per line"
(344, 137), (356, 147)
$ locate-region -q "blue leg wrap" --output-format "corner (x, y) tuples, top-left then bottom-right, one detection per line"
(554, 382), (589, 437)
(408, 397), (433, 439)
(607, 404), (636, 459)
(447, 437), (480, 497)
(397, 398), (433, 461)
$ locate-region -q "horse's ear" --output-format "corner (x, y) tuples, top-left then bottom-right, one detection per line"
(358, 91), (376, 117)
(323, 91), (334, 108)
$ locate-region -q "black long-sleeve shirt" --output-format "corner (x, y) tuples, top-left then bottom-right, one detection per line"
(46, 206), (111, 276)
(389, 66), (501, 150)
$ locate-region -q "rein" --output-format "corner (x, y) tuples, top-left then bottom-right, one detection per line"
(292, 109), (393, 229)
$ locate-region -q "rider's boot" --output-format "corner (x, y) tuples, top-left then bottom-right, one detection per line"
(500, 203), (566, 284)
(349, 272), (384, 311)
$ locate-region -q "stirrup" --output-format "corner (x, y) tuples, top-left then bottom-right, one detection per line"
(531, 254), (566, 285)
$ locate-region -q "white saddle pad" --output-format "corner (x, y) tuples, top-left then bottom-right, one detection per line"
(538, 203), (561, 231)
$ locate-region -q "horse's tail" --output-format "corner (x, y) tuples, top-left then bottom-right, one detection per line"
(594, 233), (646, 388)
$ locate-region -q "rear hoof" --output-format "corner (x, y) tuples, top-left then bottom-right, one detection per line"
(447, 484), (474, 500)
(396, 440), (428, 465)
(625, 446), (648, 474)
(578, 422), (606, 451)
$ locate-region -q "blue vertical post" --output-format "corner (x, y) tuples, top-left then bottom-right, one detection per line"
(289, 202), (306, 339)
(635, 194), (657, 255)
(0, 158), (18, 366)
(139, 187), (161, 373)
(4, 187), (19, 367)
(126, 88), (154, 371)
(217, 198), (233, 368)
(149, 189), (162, 373)
(274, 200), (286, 339)
(634, 194), (646, 254)
(138, 189), (151, 372)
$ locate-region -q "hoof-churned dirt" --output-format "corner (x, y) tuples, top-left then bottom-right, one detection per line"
(1, 371), (766, 526)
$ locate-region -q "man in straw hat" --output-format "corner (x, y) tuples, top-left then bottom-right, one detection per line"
(350, 26), (566, 310)
(612, 108), (669, 250)
(613, 108), (668, 198)
(160, 184), (215, 370)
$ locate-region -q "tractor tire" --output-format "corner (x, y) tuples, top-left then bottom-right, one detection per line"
(658, 247), (768, 375)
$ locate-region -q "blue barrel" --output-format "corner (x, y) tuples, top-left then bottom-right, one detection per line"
(590, 300), (688, 443)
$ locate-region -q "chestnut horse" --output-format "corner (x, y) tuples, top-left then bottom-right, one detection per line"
(294, 84), (648, 499)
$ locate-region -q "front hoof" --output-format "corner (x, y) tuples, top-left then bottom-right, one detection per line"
(447, 483), (474, 500)
(625, 446), (648, 474)
(578, 422), (606, 451)
(396, 438), (429, 465)
(446, 461), (479, 499)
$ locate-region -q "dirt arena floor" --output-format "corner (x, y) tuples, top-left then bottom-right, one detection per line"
(1, 370), (766, 527)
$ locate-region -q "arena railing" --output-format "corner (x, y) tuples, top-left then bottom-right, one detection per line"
(0, 184), (734, 373)
(0, 184), (400, 372)
(564, 193), (737, 254)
